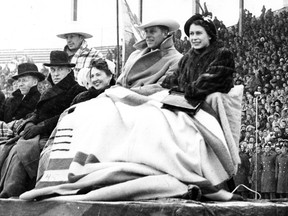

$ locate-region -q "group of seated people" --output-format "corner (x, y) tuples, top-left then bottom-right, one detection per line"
(0, 13), (244, 202)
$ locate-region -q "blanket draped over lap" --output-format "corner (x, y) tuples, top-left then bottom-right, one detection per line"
(20, 85), (243, 201)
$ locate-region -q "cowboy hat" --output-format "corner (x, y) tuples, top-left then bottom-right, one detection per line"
(12, 63), (45, 81)
(137, 18), (180, 32)
(56, 22), (93, 39)
(43, 50), (76, 67)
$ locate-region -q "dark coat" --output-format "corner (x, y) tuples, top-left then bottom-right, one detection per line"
(275, 153), (288, 193)
(71, 79), (115, 105)
(250, 152), (262, 192)
(0, 86), (41, 123)
(162, 43), (235, 102)
(261, 151), (277, 193)
(29, 71), (86, 137)
(234, 151), (250, 191)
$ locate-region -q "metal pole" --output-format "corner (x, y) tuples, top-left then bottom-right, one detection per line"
(139, 0), (143, 22)
(116, 0), (120, 77)
(72, 0), (78, 21)
(255, 92), (260, 199)
(239, 0), (244, 37)
(192, 0), (200, 14)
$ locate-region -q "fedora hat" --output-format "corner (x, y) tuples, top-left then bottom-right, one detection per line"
(138, 18), (180, 32)
(57, 22), (92, 39)
(44, 51), (76, 67)
(12, 63), (45, 81)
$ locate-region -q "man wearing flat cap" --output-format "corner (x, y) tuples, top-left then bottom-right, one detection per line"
(57, 22), (103, 86)
(0, 51), (86, 198)
(117, 18), (183, 89)
(0, 63), (45, 123)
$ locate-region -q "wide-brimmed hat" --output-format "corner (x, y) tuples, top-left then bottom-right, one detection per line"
(57, 23), (93, 39)
(138, 18), (180, 32)
(43, 51), (76, 67)
(12, 63), (45, 81)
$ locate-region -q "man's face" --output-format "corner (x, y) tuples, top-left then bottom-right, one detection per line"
(64, 33), (84, 51)
(17, 75), (38, 95)
(50, 66), (71, 84)
(144, 26), (167, 50)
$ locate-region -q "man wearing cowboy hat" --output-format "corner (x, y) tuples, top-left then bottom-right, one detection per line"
(57, 22), (103, 86)
(116, 18), (183, 88)
(0, 51), (86, 198)
(0, 63), (45, 123)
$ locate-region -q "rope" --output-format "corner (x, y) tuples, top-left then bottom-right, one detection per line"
(232, 184), (262, 199)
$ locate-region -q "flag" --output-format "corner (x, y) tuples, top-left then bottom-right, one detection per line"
(120, 0), (144, 64)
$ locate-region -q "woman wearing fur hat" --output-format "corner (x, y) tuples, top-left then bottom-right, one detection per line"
(162, 14), (235, 103)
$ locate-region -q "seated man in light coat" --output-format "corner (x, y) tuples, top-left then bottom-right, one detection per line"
(116, 18), (183, 89)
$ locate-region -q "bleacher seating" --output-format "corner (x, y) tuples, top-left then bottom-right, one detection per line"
(0, 45), (116, 64)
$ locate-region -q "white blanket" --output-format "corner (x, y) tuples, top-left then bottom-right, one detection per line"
(20, 85), (243, 201)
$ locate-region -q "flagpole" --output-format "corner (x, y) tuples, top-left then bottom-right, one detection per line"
(72, 0), (77, 21)
(139, 0), (143, 22)
(116, 0), (120, 77)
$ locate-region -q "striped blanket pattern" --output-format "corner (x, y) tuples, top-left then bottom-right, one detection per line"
(20, 86), (243, 201)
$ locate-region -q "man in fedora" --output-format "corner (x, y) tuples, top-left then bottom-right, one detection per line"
(0, 63), (45, 123)
(116, 18), (183, 88)
(57, 22), (103, 86)
(0, 51), (86, 198)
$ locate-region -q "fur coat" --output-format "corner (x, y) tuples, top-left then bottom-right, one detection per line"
(162, 43), (235, 102)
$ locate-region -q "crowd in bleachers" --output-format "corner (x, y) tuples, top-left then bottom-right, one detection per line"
(220, 7), (288, 199)
(0, 6), (287, 199)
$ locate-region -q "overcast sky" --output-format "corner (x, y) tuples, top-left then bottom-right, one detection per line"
(0, 0), (284, 49)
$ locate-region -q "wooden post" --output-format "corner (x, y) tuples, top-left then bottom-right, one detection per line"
(72, 0), (77, 21)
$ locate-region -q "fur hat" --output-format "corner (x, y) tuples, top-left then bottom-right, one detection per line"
(12, 63), (45, 81)
(138, 18), (180, 32)
(184, 14), (217, 42)
(44, 51), (75, 67)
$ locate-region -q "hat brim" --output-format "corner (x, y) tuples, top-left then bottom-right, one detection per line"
(43, 63), (76, 68)
(57, 32), (93, 39)
(138, 19), (180, 32)
(12, 71), (46, 82)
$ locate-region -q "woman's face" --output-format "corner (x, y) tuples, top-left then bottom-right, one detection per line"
(90, 68), (112, 90)
(189, 24), (210, 49)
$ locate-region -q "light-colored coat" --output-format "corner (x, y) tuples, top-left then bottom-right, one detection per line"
(117, 35), (182, 88)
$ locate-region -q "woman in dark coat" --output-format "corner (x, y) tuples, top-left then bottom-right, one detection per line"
(162, 14), (235, 104)
(72, 58), (115, 105)
(161, 14), (240, 201)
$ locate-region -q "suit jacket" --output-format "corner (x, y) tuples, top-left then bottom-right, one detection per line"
(116, 35), (182, 88)
(0, 86), (41, 123)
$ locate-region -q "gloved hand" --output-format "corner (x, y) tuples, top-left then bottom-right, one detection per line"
(22, 124), (43, 140)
